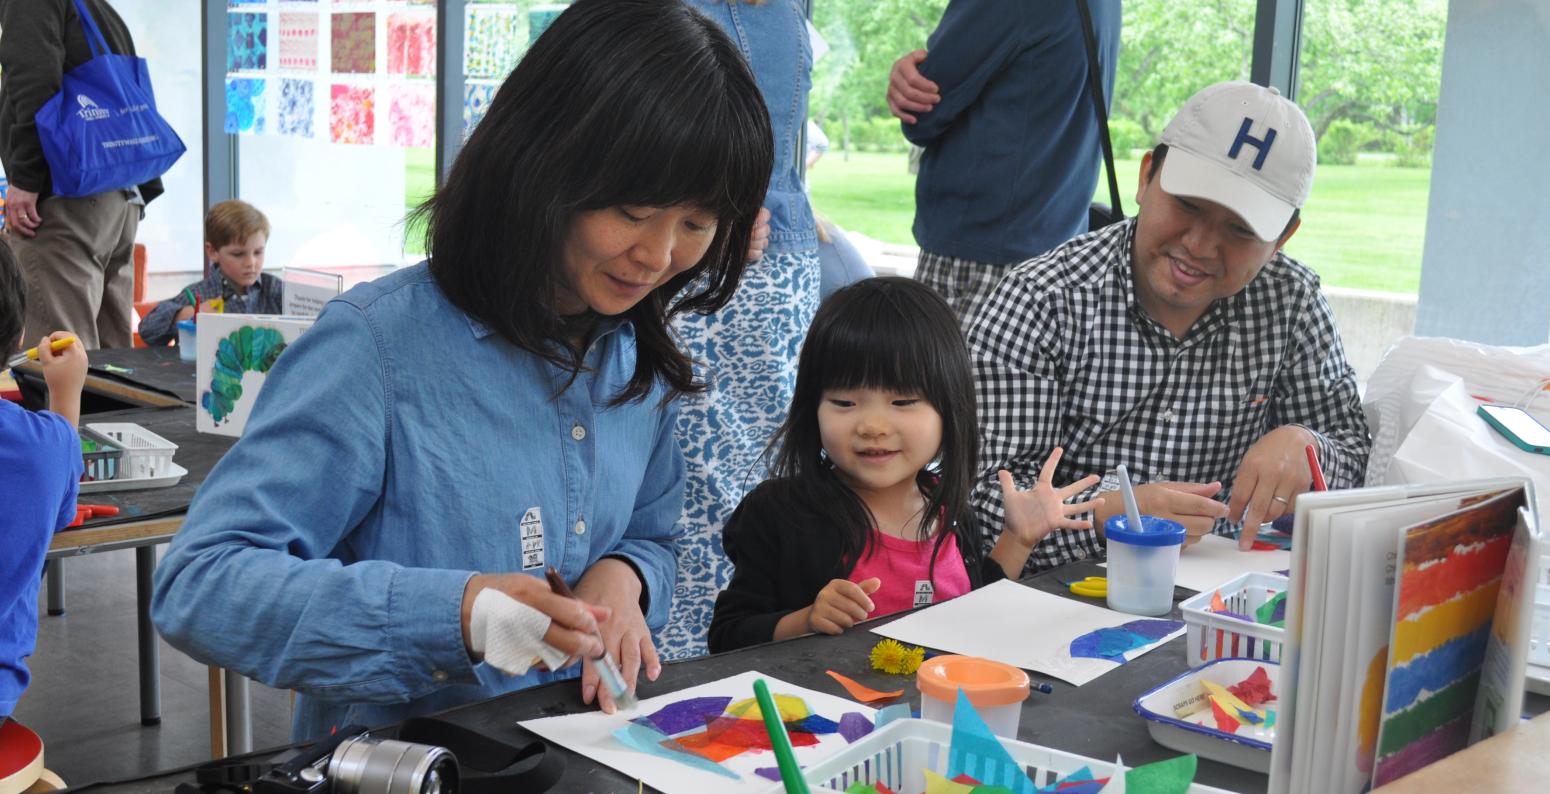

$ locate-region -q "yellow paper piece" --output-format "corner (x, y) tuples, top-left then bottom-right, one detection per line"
(923, 769), (978, 794)
(1201, 678), (1263, 719)
(726, 693), (810, 722)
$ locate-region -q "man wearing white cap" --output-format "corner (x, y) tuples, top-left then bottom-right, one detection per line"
(967, 81), (1371, 573)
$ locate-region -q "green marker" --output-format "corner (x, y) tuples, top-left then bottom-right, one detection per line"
(753, 678), (810, 794)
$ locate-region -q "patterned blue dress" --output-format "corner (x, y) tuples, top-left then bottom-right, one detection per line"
(655, 0), (821, 660)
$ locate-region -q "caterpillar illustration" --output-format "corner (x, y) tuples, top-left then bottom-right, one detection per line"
(200, 326), (288, 424)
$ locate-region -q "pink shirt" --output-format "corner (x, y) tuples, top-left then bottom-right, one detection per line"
(847, 530), (972, 617)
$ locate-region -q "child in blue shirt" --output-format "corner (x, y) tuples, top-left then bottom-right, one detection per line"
(139, 199), (282, 347)
(0, 238), (87, 719)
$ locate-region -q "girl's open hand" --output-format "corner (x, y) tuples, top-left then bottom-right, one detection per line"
(998, 447), (1102, 547)
(807, 577), (881, 634)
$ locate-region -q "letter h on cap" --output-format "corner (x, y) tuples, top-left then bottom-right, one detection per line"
(1228, 117), (1277, 170)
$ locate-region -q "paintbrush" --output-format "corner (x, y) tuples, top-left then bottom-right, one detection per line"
(6, 336), (77, 369)
(753, 678), (810, 794)
(544, 567), (638, 711)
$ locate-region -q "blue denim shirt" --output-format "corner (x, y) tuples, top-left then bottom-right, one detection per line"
(904, 0), (1120, 265)
(697, 0), (817, 254)
(151, 264), (685, 740)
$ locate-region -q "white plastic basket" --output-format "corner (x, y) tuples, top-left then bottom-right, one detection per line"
(1180, 572), (1287, 665)
(83, 422), (177, 481)
(777, 718), (1237, 794)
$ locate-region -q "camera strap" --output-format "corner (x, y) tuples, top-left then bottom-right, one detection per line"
(180, 717), (564, 794)
(396, 717), (565, 793)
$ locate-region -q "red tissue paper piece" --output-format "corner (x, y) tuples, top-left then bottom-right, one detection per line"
(1209, 698), (1240, 732)
(1227, 666), (1275, 707)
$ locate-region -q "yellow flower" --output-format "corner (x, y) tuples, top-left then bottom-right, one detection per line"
(870, 639), (926, 675)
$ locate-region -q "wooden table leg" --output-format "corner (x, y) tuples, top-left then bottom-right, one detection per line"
(208, 666), (226, 758)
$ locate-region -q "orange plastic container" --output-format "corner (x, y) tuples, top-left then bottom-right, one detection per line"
(916, 655), (1030, 738)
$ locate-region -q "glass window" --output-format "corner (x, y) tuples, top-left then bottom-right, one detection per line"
(115, 0), (206, 274)
(806, 1), (947, 267)
(1285, 0), (1446, 294)
(228, 0), (440, 271)
(808, 1), (1261, 270)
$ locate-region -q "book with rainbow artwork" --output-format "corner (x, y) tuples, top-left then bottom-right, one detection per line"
(1268, 478), (1540, 794)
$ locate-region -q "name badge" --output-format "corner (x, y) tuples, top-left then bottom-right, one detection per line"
(913, 580), (935, 608)
(520, 507), (544, 570)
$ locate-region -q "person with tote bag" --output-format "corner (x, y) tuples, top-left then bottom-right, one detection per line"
(0, 0), (183, 349)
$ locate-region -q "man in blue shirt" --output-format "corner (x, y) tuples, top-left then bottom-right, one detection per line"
(1, 239), (87, 720)
(887, 0), (1121, 328)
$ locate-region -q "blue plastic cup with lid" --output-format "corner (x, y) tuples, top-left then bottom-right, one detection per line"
(175, 319), (197, 362)
(1104, 514), (1186, 616)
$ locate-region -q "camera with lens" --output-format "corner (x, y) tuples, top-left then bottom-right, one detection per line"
(252, 726), (459, 794)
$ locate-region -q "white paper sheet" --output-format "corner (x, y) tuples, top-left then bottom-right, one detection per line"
(519, 670), (875, 793)
(869, 579), (1185, 686)
(1100, 534), (1293, 592)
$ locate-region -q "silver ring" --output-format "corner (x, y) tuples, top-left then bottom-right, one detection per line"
(1272, 495), (1290, 504)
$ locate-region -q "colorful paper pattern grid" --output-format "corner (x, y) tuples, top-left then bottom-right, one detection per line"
(223, 78), (266, 135)
(330, 84), (375, 145)
(463, 82), (496, 138)
(387, 11), (437, 77)
(388, 83), (436, 147)
(227, 12), (267, 72)
(278, 79), (315, 139)
(465, 6), (523, 79)
(331, 12), (376, 74)
(277, 12), (319, 71)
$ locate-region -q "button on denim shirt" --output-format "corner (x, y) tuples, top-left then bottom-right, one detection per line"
(697, 0), (817, 255)
(151, 264), (685, 740)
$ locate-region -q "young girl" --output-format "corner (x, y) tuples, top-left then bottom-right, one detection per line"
(709, 278), (1099, 652)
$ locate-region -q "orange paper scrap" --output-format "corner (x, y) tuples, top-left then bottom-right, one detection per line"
(826, 670), (903, 703)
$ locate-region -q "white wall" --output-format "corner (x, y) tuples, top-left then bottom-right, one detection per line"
(1415, 0), (1550, 345)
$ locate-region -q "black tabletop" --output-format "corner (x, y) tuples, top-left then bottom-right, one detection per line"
(60, 563), (1550, 793)
(85, 346), (199, 405)
(64, 404), (235, 531)
(73, 565), (1286, 794)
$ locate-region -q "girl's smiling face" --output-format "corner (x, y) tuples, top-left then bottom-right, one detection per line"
(818, 387), (943, 501)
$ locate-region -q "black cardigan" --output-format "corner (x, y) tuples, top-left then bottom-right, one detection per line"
(707, 477), (1005, 653)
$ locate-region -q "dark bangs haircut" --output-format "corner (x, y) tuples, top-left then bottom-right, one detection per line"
(414, 0), (773, 404)
(768, 277), (982, 577)
(0, 239), (24, 359)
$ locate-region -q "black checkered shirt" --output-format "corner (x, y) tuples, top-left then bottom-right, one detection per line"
(966, 220), (1371, 573)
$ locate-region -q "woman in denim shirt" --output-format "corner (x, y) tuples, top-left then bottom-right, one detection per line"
(150, 0), (773, 740)
(659, 0), (823, 661)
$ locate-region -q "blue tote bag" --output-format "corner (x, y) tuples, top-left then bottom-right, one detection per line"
(34, 0), (186, 197)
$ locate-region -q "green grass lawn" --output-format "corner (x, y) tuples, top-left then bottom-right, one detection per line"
(807, 150), (1431, 294)
(408, 147), (1429, 293)
(404, 147), (436, 255)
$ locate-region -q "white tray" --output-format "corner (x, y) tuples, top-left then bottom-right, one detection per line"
(1133, 658), (1279, 774)
(78, 461), (187, 493)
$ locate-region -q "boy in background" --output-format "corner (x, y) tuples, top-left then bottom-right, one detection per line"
(139, 200), (281, 347)
(0, 238), (86, 720)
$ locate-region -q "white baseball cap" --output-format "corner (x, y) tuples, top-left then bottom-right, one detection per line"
(1158, 81), (1316, 241)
